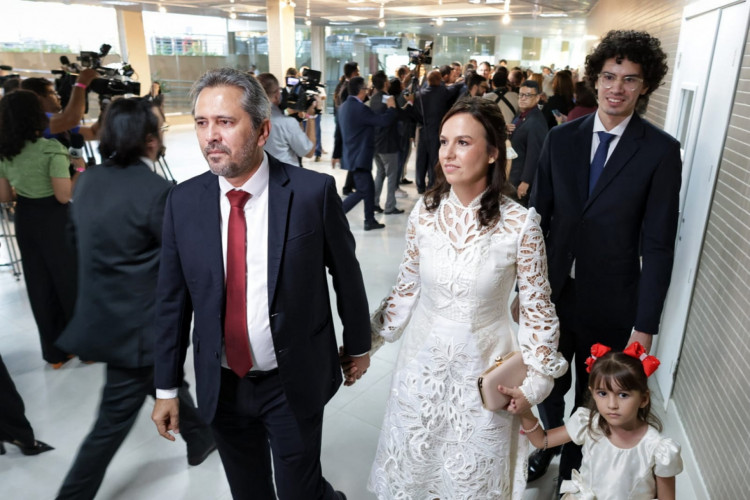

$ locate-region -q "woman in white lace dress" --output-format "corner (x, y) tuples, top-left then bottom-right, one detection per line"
(366, 98), (568, 499)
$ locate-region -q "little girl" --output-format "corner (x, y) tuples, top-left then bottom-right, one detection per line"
(515, 342), (683, 499)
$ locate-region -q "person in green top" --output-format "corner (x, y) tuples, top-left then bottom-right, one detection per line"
(0, 89), (78, 368)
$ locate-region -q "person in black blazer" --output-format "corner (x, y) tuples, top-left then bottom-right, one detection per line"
(56, 98), (215, 500)
(151, 68), (371, 500)
(508, 80), (548, 205)
(413, 70), (462, 193)
(339, 76), (397, 230)
(526, 30), (682, 484)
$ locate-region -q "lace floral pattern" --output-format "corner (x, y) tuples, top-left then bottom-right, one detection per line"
(368, 190), (566, 499)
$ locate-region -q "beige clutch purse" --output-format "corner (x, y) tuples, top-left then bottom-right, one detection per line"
(477, 351), (527, 411)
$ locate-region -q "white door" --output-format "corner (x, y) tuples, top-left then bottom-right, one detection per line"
(656, 0), (750, 404)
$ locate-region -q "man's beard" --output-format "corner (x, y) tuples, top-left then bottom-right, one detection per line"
(203, 140), (257, 178)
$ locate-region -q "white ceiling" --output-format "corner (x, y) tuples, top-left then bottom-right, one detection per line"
(32, 0), (598, 37)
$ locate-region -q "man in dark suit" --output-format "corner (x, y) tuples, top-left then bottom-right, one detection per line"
(413, 70), (462, 193)
(339, 75), (397, 230)
(527, 30), (682, 483)
(508, 80), (548, 205)
(56, 98), (215, 500)
(150, 68), (371, 500)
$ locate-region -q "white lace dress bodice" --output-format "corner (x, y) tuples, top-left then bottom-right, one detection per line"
(368, 191), (567, 500)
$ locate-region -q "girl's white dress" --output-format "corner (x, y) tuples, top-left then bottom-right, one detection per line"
(367, 192), (567, 499)
(561, 408), (683, 500)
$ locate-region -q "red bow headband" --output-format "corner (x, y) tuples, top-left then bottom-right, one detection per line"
(585, 341), (660, 377)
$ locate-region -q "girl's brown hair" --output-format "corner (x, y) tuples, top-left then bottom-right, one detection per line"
(585, 351), (662, 436)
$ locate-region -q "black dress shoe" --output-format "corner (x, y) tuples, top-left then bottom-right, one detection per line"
(417, 188), (425, 195)
(373, 205), (384, 213)
(400, 178), (413, 185)
(364, 220), (385, 231)
(0, 439), (54, 456)
(187, 441), (217, 466)
(335, 491), (347, 500)
(384, 208), (404, 214)
(527, 446), (560, 482)
(342, 190), (353, 196)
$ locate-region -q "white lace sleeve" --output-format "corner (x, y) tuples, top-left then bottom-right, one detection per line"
(369, 202), (422, 354)
(515, 207), (568, 405)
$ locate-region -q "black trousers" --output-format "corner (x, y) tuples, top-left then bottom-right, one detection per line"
(211, 368), (337, 500)
(14, 196), (77, 364)
(537, 278), (631, 480)
(57, 365), (212, 500)
(341, 169), (376, 223)
(0, 353), (35, 446)
(415, 135), (438, 193)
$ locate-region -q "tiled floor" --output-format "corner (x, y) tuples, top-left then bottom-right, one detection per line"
(0, 115), (698, 499)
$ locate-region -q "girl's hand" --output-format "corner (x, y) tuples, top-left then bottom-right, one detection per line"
(497, 384), (531, 415)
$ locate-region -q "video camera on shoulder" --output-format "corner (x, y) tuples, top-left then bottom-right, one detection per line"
(407, 41), (433, 66)
(54, 43), (141, 110)
(0, 65), (20, 86)
(286, 68), (324, 115)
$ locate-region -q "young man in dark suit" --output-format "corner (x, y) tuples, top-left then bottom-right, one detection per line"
(527, 30), (682, 483)
(151, 68), (371, 500)
(56, 98), (215, 499)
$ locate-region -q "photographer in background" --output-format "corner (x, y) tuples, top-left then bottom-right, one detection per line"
(55, 97), (215, 500)
(257, 72), (317, 167)
(21, 68), (100, 143)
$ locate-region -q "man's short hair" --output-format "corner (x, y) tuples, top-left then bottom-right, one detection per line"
(372, 71), (388, 91)
(439, 65), (452, 79)
(508, 69), (524, 88)
(426, 70), (442, 87)
(20, 77), (53, 97)
(98, 97), (159, 167)
(348, 76), (366, 96)
(585, 30), (668, 99)
(492, 68), (509, 88)
(519, 80), (540, 92)
(190, 67), (270, 131)
(343, 61), (359, 79)
(256, 73), (279, 99)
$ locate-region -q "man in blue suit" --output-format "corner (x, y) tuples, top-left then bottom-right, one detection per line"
(527, 30), (682, 484)
(150, 68), (371, 500)
(338, 76), (397, 231)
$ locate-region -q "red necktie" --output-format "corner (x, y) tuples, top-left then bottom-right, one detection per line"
(225, 190), (253, 377)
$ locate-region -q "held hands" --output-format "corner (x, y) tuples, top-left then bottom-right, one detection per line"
(497, 384), (531, 415)
(339, 347), (370, 386)
(628, 330), (653, 353)
(151, 398), (180, 442)
(386, 96), (396, 109)
(510, 295), (520, 324)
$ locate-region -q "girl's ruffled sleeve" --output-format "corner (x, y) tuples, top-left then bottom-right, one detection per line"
(654, 437), (683, 478)
(564, 407), (591, 446)
(369, 201), (422, 353)
(515, 207), (568, 405)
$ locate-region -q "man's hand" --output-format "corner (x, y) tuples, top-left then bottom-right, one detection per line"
(497, 385), (531, 415)
(76, 68), (99, 87)
(517, 181), (530, 199)
(628, 330), (653, 353)
(331, 158), (340, 168)
(151, 398), (180, 441)
(339, 348), (370, 386)
(386, 96), (396, 108)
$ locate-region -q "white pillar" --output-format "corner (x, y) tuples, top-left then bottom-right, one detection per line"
(115, 8), (152, 97)
(266, 0), (297, 79)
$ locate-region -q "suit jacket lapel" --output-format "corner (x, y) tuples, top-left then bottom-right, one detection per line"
(267, 158), (291, 308)
(199, 174), (225, 284)
(584, 113), (644, 211)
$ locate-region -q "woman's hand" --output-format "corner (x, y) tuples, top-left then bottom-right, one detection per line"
(497, 384), (531, 415)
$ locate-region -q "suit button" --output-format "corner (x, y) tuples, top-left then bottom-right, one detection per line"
(214, 351), (219, 359)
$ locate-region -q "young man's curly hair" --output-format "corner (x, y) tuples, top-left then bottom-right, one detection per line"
(584, 30), (668, 114)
